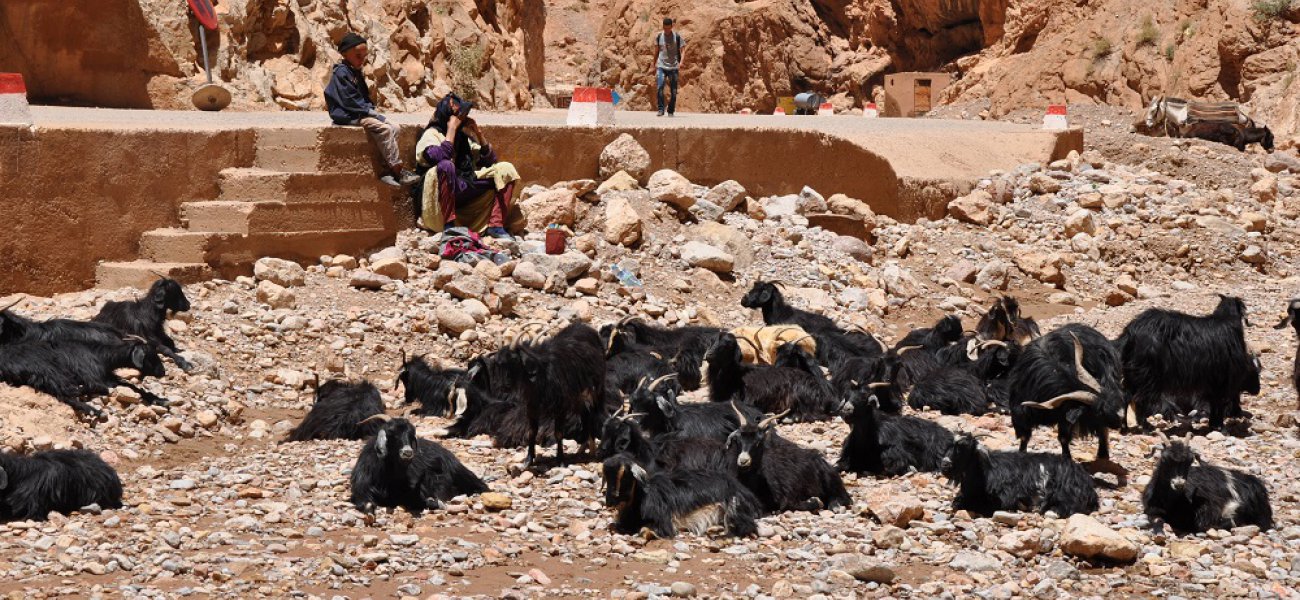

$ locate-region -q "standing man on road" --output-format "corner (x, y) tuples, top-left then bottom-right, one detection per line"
(653, 18), (685, 117)
(324, 32), (420, 189)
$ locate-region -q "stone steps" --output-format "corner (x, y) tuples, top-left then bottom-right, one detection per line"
(95, 128), (398, 289)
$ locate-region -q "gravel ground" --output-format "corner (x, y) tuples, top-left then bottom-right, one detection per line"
(2, 117), (1300, 599)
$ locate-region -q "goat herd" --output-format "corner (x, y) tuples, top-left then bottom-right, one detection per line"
(0, 278), (1291, 547)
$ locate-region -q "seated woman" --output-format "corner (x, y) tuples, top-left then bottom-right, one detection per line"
(415, 93), (524, 239)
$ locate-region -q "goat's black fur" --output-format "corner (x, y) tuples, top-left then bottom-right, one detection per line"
(0, 339), (167, 416)
(907, 366), (990, 415)
(1008, 324), (1126, 463)
(837, 390), (953, 476)
(0, 449), (123, 521)
(627, 377), (763, 441)
(894, 315), (964, 353)
(605, 341), (678, 397)
(91, 278), (192, 370)
(393, 355), (467, 417)
(942, 434), (1098, 517)
(284, 380), (385, 442)
(1142, 438), (1272, 533)
(349, 418), (487, 513)
(741, 281), (839, 332)
(1275, 298), (1300, 406)
(704, 333), (837, 421)
(602, 453), (761, 538)
(1119, 295), (1259, 431)
(606, 319), (721, 391)
(511, 323), (607, 468)
(725, 408), (851, 513)
(830, 356), (902, 413)
(598, 415), (732, 473)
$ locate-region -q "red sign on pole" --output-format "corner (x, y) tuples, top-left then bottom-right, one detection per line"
(188, 0), (219, 31)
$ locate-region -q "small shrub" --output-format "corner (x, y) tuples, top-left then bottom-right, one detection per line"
(1165, 44), (1176, 61)
(1252, 0), (1293, 20)
(448, 44), (485, 102)
(1092, 37), (1114, 60)
(1137, 16), (1159, 47)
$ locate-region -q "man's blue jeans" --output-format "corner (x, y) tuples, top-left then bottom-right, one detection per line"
(656, 67), (678, 114)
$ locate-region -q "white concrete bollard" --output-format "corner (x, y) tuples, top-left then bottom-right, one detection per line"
(773, 107), (786, 116)
(1042, 105), (1069, 130)
(0, 73), (32, 126)
(817, 102), (835, 116)
(566, 87), (615, 126)
(862, 102), (879, 118)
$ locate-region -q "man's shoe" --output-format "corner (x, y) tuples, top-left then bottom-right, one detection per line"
(657, 110), (665, 117)
(484, 227), (514, 241)
(378, 175), (401, 188)
(398, 169), (421, 187)
(667, 112), (675, 117)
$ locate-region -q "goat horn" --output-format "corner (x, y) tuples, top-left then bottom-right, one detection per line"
(896, 345), (923, 356)
(757, 409), (791, 429)
(636, 376), (649, 391)
(1069, 333), (1102, 393)
(867, 382), (892, 389)
(1022, 391), (1097, 410)
(978, 339), (1008, 349)
(789, 335), (816, 347)
(121, 334), (148, 344)
(735, 336), (762, 359)
(357, 413), (392, 425)
(0, 295), (26, 312)
(617, 315), (638, 327)
(730, 400), (750, 428)
(965, 338), (981, 361)
(648, 373), (677, 391)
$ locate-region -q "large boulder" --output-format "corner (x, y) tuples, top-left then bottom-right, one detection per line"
(691, 222), (755, 270)
(704, 180), (747, 212)
(253, 258), (305, 287)
(1060, 515), (1138, 563)
(256, 280), (296, 309)
(523, 252), (593, 281)
(604, 194), (643, 246)
(519, 188), (577, 230)
(948, 190), (994, 225)
(599, 134), (652, 181)
(681, 241), (734, 273)
(648, 169), (697, 210)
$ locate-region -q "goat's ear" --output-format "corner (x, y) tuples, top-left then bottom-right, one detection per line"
(630, 463), (648, 483)
(757, 288), (771, 304)
(453, 388), (469, 416)
(0, 466), (7, 490)
(655, 395), (675, 418)
(615, 429), (632, 452)
(151, 284), (168, 309)
(375, 430), (388, 458)
(131, 345), (148, 369)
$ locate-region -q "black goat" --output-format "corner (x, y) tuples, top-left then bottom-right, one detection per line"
(349, 417), (488, 513)
(1008, 324), (1126, 479)
(0, 338), (167, 416)
(0, 449), (123, 521)
(741, 281), (839, 332)
(602, 453), (761, 538)
(894, 315), (964, 353)
(887, 345), (941, 396)
(725, 404), (851, 513)
(91, 278), (192, 371)
(627, 374), (763, 441)
(1119, 295), (1259, 432)
(605, 318), (720, 391)
(598, 410), (732, 473)
(942, 434), (1098, 517)
(605, 335), (678, 397)
(704, 333), (838, 421)
(830, 356), (902, 413)
(284, 380), (385, 442)
(1142, 437), (1272, 534)
(393, 354), (468, 417)
(1275, 297), (1300, 406)
(907, 366), (990, 416)
(837, 389), (953, 476)
(508, 323), (607, 468)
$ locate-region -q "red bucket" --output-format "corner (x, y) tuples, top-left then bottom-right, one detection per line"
(545, 228), (567, 255)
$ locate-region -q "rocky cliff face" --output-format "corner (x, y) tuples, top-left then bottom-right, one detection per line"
(0, 0), (543, 111)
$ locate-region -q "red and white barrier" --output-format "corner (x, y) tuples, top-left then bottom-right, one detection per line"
(773, 107), (786, 116)
(0, 73), (31, 126)
(817, 102), (835, 116)
(862, 102), (879, 119)
(566, 87), (615, 126)
(1042, 105), (1068, 130)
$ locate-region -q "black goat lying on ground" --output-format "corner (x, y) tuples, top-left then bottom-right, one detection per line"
(627, 374), (761, 441)
(906, 366), (990, 416)
(942, 434), (1098, 517)
(283, 380), (385, 442)
(1119, 295), (1260, 432)
(602, 318), (720, 391)
(92, 278), (193, 371)
(726, 404), (851, 514)
(393, 353), (468, 417)
(705, 333), (837, 421)
(1142, 437), (1272, 534)
(602, 453), (761, 539)
(837, 390), (954, 476)
(0, 449), (123, 521)
(598, 408), (732, 473)
(0, 338), (167, 416)
(349, 416), (488, 514)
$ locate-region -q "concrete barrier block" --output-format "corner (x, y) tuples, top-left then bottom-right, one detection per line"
(0, 73), (32, 126)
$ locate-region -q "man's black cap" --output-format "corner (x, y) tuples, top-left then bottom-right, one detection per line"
(338, 32), (367, 54)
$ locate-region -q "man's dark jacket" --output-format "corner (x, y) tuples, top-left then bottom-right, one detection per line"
(324, 62), (374, 125)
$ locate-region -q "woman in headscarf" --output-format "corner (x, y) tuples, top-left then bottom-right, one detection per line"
(414, 93), (523, 239)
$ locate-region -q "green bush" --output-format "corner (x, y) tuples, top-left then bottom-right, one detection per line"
(1137, 16), (1159, 47)
(1252, 0), (1293, 20)
(448, 44), (485, 102)
(1092, 37), (1114, 60)
(1164, 44), (1176, 61)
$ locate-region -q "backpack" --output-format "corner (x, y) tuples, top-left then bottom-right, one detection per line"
(657, 32), (682, 60)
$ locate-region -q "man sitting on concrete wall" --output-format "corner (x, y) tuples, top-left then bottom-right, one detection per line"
(324, 32), (420, 189)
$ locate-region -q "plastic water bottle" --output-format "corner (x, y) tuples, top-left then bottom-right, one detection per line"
(610, 265), (642, 287)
